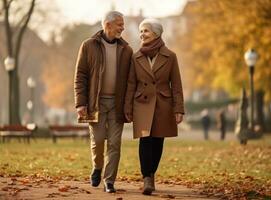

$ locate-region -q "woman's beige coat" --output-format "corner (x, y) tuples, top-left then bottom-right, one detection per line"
(124, 46), (185, 138)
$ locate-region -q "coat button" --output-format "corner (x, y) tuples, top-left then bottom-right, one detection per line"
(152, 81), (156, 84)
(144, 96), (147, 99)
(144, 83), (147, 86)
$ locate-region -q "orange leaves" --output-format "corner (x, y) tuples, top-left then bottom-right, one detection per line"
(178, 0), (271, 100)
(0, 176), (93, 198)
(41, 48), (75, 111)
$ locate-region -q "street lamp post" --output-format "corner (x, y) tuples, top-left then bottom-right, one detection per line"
(244, 49), (258, 131)
(4, 57), (15, 124)
(27, 77), (36, 123)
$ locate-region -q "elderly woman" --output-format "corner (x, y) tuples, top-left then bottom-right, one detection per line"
(124, 18), (185, 195)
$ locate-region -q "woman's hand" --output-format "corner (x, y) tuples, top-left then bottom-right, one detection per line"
(175, 113), (183, 124)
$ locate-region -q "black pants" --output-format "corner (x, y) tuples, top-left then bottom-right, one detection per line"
(139, 136), (164, 178)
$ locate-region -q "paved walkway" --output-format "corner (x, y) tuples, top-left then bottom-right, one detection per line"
(0, 177), (218, 200)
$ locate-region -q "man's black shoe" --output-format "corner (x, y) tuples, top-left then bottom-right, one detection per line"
(104, 183), (116, 193)
(90, 169), (102, 187)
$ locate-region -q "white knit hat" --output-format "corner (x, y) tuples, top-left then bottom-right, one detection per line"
(139, 18), (163, 37)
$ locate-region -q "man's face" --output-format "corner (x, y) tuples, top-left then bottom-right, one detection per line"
(106, 16), (124, 39)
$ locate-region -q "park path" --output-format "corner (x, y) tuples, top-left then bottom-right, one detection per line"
(0, 177), (218, 200)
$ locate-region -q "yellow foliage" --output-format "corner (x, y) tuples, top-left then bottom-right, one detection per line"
(41, 49), (74, 111)
(176, 0), (271, 101)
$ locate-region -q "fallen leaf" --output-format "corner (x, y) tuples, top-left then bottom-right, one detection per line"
(78, 188), (92, 194)
(2, 186), (10, 191)
(58, 185), (70, 192)
(11, 177), (17, 181)
(47, 192), (61, 198)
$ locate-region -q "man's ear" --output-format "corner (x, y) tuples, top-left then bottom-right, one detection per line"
(105, 21), (111, 29)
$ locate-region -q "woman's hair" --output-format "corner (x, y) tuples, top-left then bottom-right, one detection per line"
(102, 11), (123, 28)
(139, 18), (163, 37)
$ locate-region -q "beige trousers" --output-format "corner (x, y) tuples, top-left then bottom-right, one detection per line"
(89, 97), (123, 184)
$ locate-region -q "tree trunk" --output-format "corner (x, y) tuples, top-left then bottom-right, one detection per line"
(10, 68), (20, 124)
(3, 0), (36, 124)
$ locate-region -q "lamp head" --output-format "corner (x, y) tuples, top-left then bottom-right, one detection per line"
(244, 49), (258, 67)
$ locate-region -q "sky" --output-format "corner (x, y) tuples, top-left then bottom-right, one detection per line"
(55, 0), (187, 25)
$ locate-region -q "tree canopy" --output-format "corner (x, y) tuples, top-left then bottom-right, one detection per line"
(177, 0), (271, 102)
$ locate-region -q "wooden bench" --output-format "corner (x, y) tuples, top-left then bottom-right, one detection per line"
(0, 124), (37, 143)
(49, 125), (89, 143)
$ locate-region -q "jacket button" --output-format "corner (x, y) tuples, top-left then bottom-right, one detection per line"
(144, 83), (147, 86)
(152, 81), (156, 84)
(144, 96), (147, 99)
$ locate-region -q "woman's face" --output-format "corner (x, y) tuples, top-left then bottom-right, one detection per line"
(139, 24), (157, 45)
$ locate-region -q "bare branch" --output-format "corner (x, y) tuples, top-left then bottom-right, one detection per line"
(3, 0), (13, 55)
(14, 0), (36, 65)
(13, 11), (28, 33)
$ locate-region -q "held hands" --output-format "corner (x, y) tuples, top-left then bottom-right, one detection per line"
(175, 113), (183, 124)
(77, 106), (87, 117)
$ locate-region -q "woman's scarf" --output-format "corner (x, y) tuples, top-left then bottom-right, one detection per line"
(140, 37), (165, 58)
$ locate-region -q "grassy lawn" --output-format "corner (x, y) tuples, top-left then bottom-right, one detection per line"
(1, 136), (271, 198)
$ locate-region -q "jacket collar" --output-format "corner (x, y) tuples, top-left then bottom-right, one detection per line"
(92, 30), (128, 46)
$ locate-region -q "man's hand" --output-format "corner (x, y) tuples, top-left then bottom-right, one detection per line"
(175, 113), (183, 124)
(77, 106), (87, 117)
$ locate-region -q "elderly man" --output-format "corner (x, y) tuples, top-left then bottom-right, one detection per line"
(74, 11), (133, 193)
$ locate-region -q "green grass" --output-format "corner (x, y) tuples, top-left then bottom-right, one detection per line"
(1, 136), (271, 198)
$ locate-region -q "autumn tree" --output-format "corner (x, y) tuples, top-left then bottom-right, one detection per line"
(0, 0), (62, 124)
(1, 0), (36, 124)
(41, 23), (95, 112)
(178, 0), (271, 102)
(42, 49), (74, 111)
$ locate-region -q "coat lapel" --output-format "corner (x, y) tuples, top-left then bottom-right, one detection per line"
(152, 46), (170, 73)
(116, 44), (124, 72)
(134, 46), (171, 79)
(137, 55), (155, 79)
(152, 54), (168, 73)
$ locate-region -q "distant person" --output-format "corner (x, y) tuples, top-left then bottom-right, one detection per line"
(124, 18), (185, 195)
(74, 11), (133, 193)
(217, 109), (227, 140)
(201, 109), (211, 140)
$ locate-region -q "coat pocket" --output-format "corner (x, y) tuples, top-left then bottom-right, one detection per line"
(134, 90), (150, 103)
(134, 91), (143, 98)
(159, 90), (172, 98)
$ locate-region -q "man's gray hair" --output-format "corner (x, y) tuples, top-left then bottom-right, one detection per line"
(102, 11), (124, 28)
(139, 18), (163, 37)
